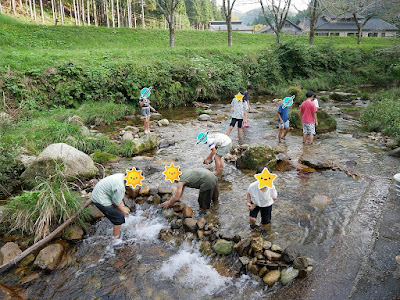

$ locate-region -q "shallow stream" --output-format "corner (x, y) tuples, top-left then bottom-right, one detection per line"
(2, 97), (399, 299)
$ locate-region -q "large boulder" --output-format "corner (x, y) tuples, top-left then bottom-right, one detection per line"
(34, 243), (64, 271)
(300, 157), (331, 170)
(212, 239), (234, 255)
(157, 119), (170, 126)
(21, 143), (98, 187)
(289, 110), (337, 133)
(126, 134), (159, 154)
(236, 146), (277, 170)
(63, 225), (84, 241)
(0, 242), (22, 265)
(330, 92), (358, 101)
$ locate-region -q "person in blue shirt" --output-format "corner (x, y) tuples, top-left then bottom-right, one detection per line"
(277, 102), (290, 143)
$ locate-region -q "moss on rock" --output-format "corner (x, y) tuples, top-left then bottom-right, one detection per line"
(236, 146), (276, 170)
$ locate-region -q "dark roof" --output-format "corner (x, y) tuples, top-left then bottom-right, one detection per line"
(298, 17), (398, 31)
(257, 19), (302, 33)
(209, 21), (253, 32)
(209, 21), (243, 25)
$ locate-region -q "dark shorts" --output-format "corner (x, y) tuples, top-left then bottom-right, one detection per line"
(249, 204), (272, 225)
(230, 118), (243, 129)
(198, 186), (219, 210)
(93, 202), (125, 225)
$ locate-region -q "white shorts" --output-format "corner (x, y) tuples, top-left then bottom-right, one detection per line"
(278, 121), (290, 129)
(302, 123), (316, 135)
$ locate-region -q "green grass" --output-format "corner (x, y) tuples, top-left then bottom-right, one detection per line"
(1, 13), (399, 72)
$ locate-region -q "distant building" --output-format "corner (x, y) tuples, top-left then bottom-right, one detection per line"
(209, 21), (254, 33)
(257, 19), (302, 35)
(297, 15), (398, 37)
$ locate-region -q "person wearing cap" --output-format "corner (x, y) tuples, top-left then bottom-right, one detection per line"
(139, 96), (157, 134)
(197, 131), (232, 174)
(91, 173), (132, 240)
(243, 84), (253, 127)
(160, 168), (219, 216)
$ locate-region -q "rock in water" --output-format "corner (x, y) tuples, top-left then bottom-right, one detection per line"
(293, 256), (309, 270)
(263, 270), (281, 286)
(153, 194), (161, 206)
(63, 225), (84, 241)
(239, 256), (250, 266)
(281, 267), (299, 286)
(234, 238), (252, 256)
(21, 143), (98, 187)
(212, 239), (234, 255)
(198, 114), (211, 121)
(173, 202), (185, 212)
(0, 242), (22, 265)
(163, 209), (174, 219)
(158, 186), (173, 194)
(236, 146), (277, 169)
(310, 195), (332, 211)
(271, 244), (283, 253)
(264, 250), (282, 261)
(183, 206), (194, 218)
(197, 217), (206, 230)
(263, 241), (272, 250)
(251, 237), (264, 253)
(300, 157), (331, 170)
(34, 243), (64, 271)
(282, 245), (299, 264)
(157, 119), (170, 126)
(87, 204), (104, 221)
(140, 186), (151, 196)
(183, 218), (198, 233)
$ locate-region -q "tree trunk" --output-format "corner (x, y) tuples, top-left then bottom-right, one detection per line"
(111, 0), (115, 27)
(12, 0), (17, 15)
(87, 0), (90, 25)
(73, 0), (77, 25)
(276, 30), (280, 44)
(81, 0), (85, 25)
(0, 1), (2, 13)
(105, 0), (110, 27)
(50, 0), (55, 21)
(25, 0), (29, 15)
(60, 0), (64, 24)
(140, 0), (144, 28)
(227, 17), (232, 46)
(76, 0), (81, 25)
(169, 18), (175, 47)
(39, 0), (44, 23)
(33, 0), (37, 21)
(0, 199), (93, 275)
(29, 0), (33, 18)
(309, 27), (315, 45)
(19, 0), (23, 10)
(116, 0), (120, 27)
(93, 0), (98, 26)
(357, 28), (362, 44)
(127, 0), (132, 28)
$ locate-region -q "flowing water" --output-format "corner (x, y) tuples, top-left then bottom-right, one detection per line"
(1, 97), (399, 299)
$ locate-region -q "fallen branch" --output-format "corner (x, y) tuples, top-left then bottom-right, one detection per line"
(0, 198), (92, 275)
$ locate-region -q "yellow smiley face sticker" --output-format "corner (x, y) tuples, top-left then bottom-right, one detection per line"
(163, 163), (182, 183)
(254, 167), (277, 189)
(124, 167), (144, 188)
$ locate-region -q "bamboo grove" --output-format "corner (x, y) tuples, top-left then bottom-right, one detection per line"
(0, 0), (223, 29)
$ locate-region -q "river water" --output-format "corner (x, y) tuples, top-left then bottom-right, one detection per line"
(1, 97), (399, 299)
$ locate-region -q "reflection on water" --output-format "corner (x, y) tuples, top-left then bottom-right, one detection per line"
(2, 98), (399, 299)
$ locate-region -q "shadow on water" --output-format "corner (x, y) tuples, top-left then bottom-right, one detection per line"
(2, 97), (399, 299)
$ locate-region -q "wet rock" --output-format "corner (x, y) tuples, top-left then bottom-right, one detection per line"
(264, 250), (282, 261)
(183, 206), (194, 218)
(310, 195), (332, 211)
(198, 114), (211, 121)
(259, 266), (269, 278)
(153, 194), (161, 206)
(122, 131), (134, 142)
(282, 245), (299, 264)
(183, 218), (198, 233)
(204, 223), (214, 231)
(126, 186), (140, 199)
(196, 217), (207, 230)
(236, 146), (276, 170)
(281, 267), (299, 286)
(34, 243), (64, 271)
(135, 197), (146, 204)
(140, 186), (151, 196)
(389, 147), (400, 158)
(158, 228), (173, 242)
(159, 139), (175, 149)
(239, 256), (250, 265)
(87, 204), (104, 221)
(263, 241), (272, 250)
(157, 119), (169, 126)
(293, 256), (309, 270)
(129, 134), (159, 155)
(19, 254), (36, 267)
(263, 270), (281, 286)
(21, 143), (98, 187)
(204, 230), (211, 237)
(250, 264), (259, 275)
(163, 209), (174, 219)
(67, 115), (84, 126)
(200, 241), (214, 256)
(251, 237), (264, 253)
(124, 126), (139, 135)
(173, 202), (185, 212)
(146, 195), (154, 204)
(212, 239), (234, 255)
(300, 157), (331, 170)
(271, 244), (283, 253)
(396, 255), (400, 264)
(171, 219), (182, 229)
(20, 272), (41, 284)
(0, 242), (22, 265)
(197, 230), (204, 239)
(234, 238), (252, 256)
(63, 225), (84, 241)
(233, 235), (241, 243)
(158, 186), (173, 194)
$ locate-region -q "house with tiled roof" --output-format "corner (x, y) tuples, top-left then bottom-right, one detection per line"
(257, 19), (302, 34)
(297, 15), (398, 37)
(209, 21), (254, 33)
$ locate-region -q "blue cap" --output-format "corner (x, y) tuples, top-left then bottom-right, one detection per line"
(196, 132), (208, 144)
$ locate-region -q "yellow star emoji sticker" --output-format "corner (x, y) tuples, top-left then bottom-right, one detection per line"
(163, 163), (182, 183)
(124, 167), (144, 188)
(235, 92), (244, 102)
(254, 167), (277, 189)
